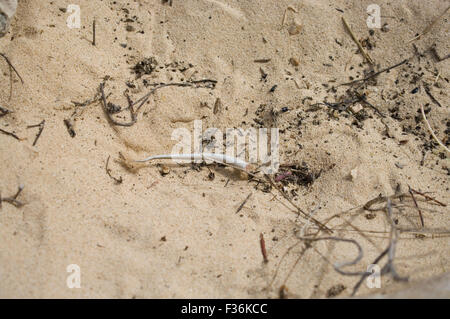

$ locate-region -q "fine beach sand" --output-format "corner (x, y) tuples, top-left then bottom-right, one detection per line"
(0, 0), (449, 298)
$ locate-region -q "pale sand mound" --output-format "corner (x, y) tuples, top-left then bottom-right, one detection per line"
(0, 0), (448, 298)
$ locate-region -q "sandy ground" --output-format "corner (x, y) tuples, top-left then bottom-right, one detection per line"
(0, 0), (449, 298)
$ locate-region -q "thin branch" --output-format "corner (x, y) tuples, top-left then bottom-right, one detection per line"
(27, 120), (45, 146)
(383, 198), (409, 282)
(0, 127), (21, 140)
(264, 174), (332, 233)
(105, 155), (123, 184)
(341, 59), (408, 86)
(99, 83), (137, 127)
(409, 188), (446, 207)
(0, 53), (24, 84)
(408, 185), (424, 228)
(342, 17), (374, 65)
(295, 234), (366, 276)
(0, 185), (25, 208)
(351, 247), (389, 296)
(424, 85), (442, 107)
(99, 80), (216, 127)
(235, 193), (252, 214)
(408, 5), (450, 42)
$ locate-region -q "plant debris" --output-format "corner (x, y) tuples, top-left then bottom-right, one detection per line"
(0, 185), (25, 209)
(27, 120), (45, 146)
(133, 57), (158, 78)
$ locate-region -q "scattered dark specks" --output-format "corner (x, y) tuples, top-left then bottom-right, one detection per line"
(269, 85), (278, 93)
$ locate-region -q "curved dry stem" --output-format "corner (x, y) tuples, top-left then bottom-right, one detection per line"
(294, 234), (366, 276)
(421, 104), (450, 154)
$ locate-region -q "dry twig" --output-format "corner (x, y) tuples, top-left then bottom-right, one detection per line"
(0, 185), (25, 208)
(408, 5), (450, 42)
(342, 17), (374, 65)
(420, 104), (449, 154)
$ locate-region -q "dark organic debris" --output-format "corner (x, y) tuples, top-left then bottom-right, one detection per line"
(235, 193), (252, 214)
(106, 156), (123, 184)
(133, 57), (158, 78)
(260, 233), (269, 263)
(0, 185), (25, 209)
(63, 119), (76, 138)
(0, 127), (21, 141)
(424, 85), (442, 107)
(213, 98), (222, 114)
(106, 102), (122, 114)
(254, 58), (271, 63)
(99, 80), (217, 127)
(326, 284), (346, 298)
(341, 59), (408, 86)
(276, 163), (321, 187)
(63, 92), (103, 137)
(0, 53), (24, 84)
(27, 120), (45, 146)
(0, 106), (11, 117)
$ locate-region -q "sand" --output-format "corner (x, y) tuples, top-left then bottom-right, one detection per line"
(0, 0), (449, 298)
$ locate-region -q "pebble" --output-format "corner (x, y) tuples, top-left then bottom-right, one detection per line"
(160, 165), (170, 176)
(289, 57), (299, 66)
(288, 21), (302, 35)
